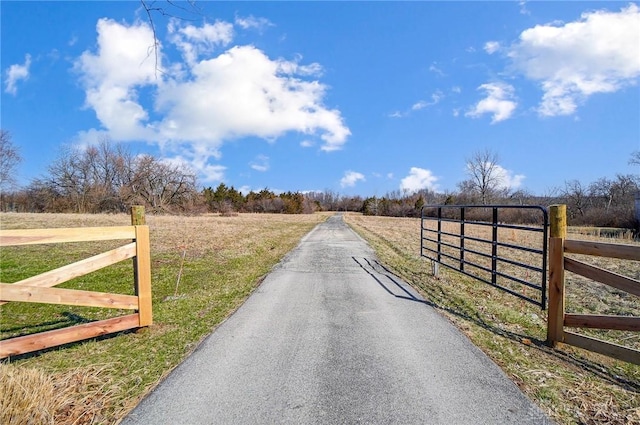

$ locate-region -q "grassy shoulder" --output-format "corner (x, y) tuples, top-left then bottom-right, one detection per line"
(343, 213), (639, 425)
(1, 212), (327, 425)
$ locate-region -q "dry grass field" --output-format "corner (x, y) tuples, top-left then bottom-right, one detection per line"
(0, 212), (326, 424)
(343, 213), (639, 425)
(1, 211), (638, 424)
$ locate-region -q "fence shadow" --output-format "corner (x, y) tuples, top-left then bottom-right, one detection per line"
(354, 255), (639, 393)
(353, 257), (426, 304)
(1, 329), (136, 362)
(0, 312), (93, 338)
(416, 277), (640, 393)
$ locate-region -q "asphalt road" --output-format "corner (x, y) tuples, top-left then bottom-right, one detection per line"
(121, 214), (552, 424)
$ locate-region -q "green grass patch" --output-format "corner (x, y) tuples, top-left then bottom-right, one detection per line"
(1, 212), (326, 424)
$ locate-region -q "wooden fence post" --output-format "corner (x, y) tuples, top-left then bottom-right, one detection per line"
(135, 225), (153, 326)
(130, 206), (152, 326)
(130, 206), (144, 289)
(547, 204), (566, 347)
(131, 205), (146, 225)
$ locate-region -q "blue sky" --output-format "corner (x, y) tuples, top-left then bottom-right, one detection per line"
(2, 1), (639, 197)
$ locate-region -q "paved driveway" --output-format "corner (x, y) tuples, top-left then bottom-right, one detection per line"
(121, 214), (552, 424)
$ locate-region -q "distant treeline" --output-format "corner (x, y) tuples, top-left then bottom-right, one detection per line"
(1, 139), (638, 229)
(3, 180), (638, 230)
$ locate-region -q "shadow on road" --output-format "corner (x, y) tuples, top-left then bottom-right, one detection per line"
(353, 257), (426, 304)
(353, 256), (640, 394)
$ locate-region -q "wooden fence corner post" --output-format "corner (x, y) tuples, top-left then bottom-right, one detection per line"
(547, 204), (566, 347)
(134, 224), (153, 327)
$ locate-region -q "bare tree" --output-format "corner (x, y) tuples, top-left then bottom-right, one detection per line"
(0, 130), (22, 191)
(562, 180), (588, 219)
(589, 177), (614, 212)
(611, 174), (639, 205)
(461, 148), (503, 205)
(124, 155), (199, 213)
(47, 144), (90, 212)
(86, 141), (135, 211)
(45, 139), (133, 212)
(509, 188), (534, 206)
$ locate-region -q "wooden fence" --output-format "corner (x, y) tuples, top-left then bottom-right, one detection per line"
(547, 204), (640, 365)
(0, 208), (152, 358)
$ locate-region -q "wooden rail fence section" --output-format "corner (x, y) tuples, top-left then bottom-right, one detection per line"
(547, 204), (640, 365)
(0, 209), (152, 358)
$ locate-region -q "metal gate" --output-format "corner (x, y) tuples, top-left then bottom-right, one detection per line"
(421, 205), (548, 309)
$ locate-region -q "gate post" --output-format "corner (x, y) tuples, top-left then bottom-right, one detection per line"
(547, 204), (566, 347)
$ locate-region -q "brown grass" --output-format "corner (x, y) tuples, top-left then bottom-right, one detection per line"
(343, 213), (640, 425)
(0, 363), (115, 425)
(1, 211), (638, 424)
(0, 212), (327, 424)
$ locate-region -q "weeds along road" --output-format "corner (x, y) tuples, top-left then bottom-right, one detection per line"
(122, 214), (552, 425)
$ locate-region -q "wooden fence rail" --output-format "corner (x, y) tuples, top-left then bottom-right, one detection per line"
(547, 204), (640, 365)
(0, 208), (152, 358)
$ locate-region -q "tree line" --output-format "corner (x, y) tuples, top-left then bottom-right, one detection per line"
(0, 132), (638, 229)
(1, 139), (200, 214)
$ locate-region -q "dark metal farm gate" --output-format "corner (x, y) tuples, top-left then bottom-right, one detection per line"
(421, 205), (549, 309)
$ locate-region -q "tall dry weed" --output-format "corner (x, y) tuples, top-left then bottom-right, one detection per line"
(1, 363), (57, 425)
(0, 363), (115, 425)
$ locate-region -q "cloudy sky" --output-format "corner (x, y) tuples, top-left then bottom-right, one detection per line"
(2, 1), (639, 196)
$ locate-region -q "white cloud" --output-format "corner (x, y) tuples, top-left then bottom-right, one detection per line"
(153, 153), (227, 183)
(484, 41), (501, 54)
(74, 18), (350, 183)
(277, 55), (324, 77)
(74, 128), (111, 146)
(300, 140), (315, 148)
(250, 154), (270, 172)
(238, 185), (252, 195)
(400, 167), (439, 193)
(431, 90), (444, 104)
(507, 3), (640, 116)
(155, 45), (350, 152)
(466, 82), (517, 123)
(519, 1), (531, 16)
(493, 164), (525, 190)
(235, 15), (274, 32)
(195, 162), (227, 183)
(169, 19), (234, 64)
(465, 162), (525, 191)
(4, 54), (31, 95)
(74, 18), (157, 141)
(429, 63), (446, 77)
(412, 101), (428, 111)
(412, 91), (444, 111)
(393, 91), (444, 117)
(340, 171), (365, 188)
